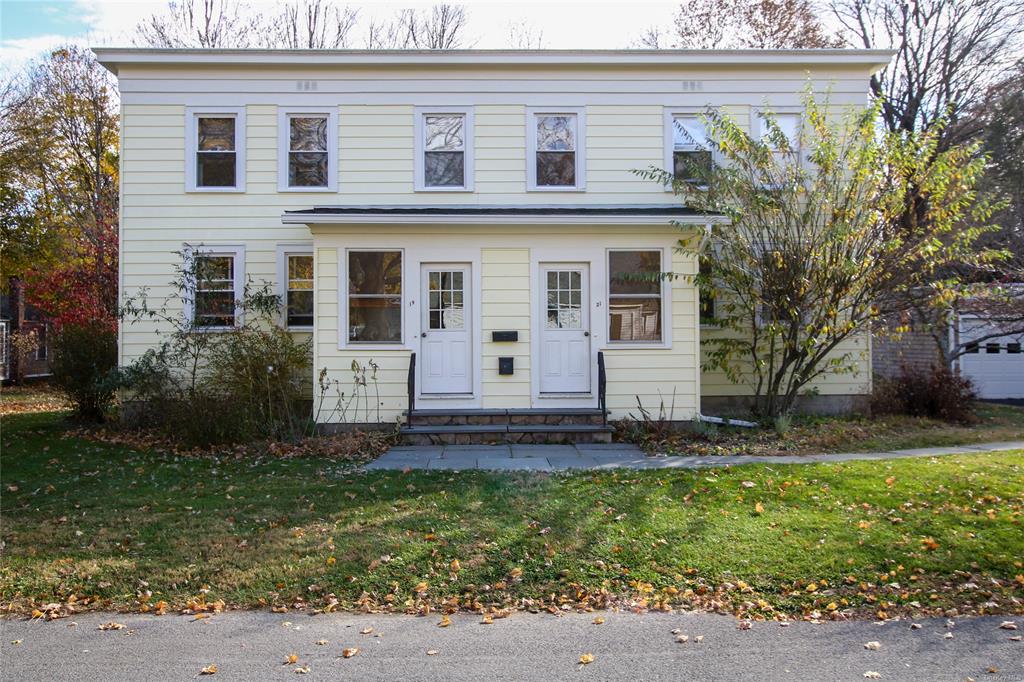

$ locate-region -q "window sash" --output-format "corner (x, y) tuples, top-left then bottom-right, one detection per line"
(286, 254), (314, 327)
(196, 116), (237, 188)
(194, 255), (236, 327)
(347, 250), (402, 344)
(608, 250), (663, 343)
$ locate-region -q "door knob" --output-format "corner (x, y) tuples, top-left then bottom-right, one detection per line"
(421, 332), (427, 337)
(584, 331), (590, 337)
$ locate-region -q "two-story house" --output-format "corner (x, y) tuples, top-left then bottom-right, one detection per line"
(96, 48), (890, 442)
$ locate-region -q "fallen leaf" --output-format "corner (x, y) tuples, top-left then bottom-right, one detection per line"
(426, 650), (439, 656)
(11, 640), (22, 645)
(342, 647), (359, 658)
(943, 632), (954, 640)
(910, 623), (922, 630)
(295, 665), (311, 674)
(438, 615), (451, 628)
(864, 641), (881, 651)
(592, 617), (605, 625)
(450, 559), (461, 572)
(315, 639), (328, 646)
(200, 665), (217, 675)
(695, 635), (704, 643)
(676, 634), (689, 643)
(754, 502), (765, 514)
(885, 476), (896, 487)
(480, 615), (493, 625)
(998, 621), (1018, 630)
(741, 481), (756, 488)
(921, 537), (939, 551)
(579, 653), (595, 665)
(737, 621), (752, 630)
(360, 627), (373, 635)
(864, 673), (881, 680)
(1008, 635), (1021, 642)
(97, 622), (125, 631)
(987, 667), (998, 674)
(285, 654), (298, 665)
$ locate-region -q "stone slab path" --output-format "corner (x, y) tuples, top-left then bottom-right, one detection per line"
(365, 440), (1024, 472)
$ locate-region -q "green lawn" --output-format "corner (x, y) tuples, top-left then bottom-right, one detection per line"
(2, 409), (1022, 620)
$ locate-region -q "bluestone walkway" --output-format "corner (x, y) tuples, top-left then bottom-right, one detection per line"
(365, 440), (1024, 472)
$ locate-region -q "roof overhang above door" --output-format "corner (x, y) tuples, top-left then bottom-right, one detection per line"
(281, 204), (729, 227)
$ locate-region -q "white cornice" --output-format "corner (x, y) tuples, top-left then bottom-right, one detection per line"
(94, 48), (894, 74)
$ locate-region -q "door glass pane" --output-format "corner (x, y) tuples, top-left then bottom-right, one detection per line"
(545, 269), (583, 329)
(426, 269), (464, 330)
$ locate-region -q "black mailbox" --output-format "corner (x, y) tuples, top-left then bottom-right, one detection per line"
(498, 357), (514, 375)
(492, 330), (519, 342)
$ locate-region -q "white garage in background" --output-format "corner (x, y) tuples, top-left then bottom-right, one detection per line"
(955, 315), (1024, 399)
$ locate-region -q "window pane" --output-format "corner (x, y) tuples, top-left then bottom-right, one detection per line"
(288, 255), (314, 284)
(197, 152), (236, 187)
(425, 115), (464, 151)
(287, 290), (314, 327)
(195, 291), (235, 327)
(289, 151), (328, 187)
(536, 151), (575, 186)
(198, 117), (234, 151)
(196, 256), (233, 289)
(290, 116), (327, 152)
(609, 297), (661, 341)
(349, 251), (402, 296)
(673, 150), (712, 183)
(536, 115), (575, 151)
(673, 117), (708, 148)
(424, 151), (465, 186)
(349, 297), (402, 342)
(609, 251), (661, 294)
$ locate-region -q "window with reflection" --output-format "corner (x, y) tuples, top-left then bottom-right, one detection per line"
(423, 114), (466, 187)
(608, 250), (662, 342)
(196, 116), (236, 187)
(671, 115), (713, 184)
(535, 114), (577, 187)
(286, 254), (314, 327)
(348, 251), (402, 343)
(194, 255), (236, 327)
(287, 116), (329, 187)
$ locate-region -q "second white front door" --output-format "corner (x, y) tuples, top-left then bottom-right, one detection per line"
(539, 264), (591, 394)
(420, 265), (472, 394)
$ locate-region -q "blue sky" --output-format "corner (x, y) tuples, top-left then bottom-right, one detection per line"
(0, 0), (679, 73)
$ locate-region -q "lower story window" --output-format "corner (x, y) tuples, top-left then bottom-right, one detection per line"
(194, 254), (236, 327)
(608, 250), (663, 343)
(286, 254), (314, 327)
(348, 250), (402, 343)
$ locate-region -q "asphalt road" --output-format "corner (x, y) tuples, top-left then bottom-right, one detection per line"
(2, 611), (1021, 681)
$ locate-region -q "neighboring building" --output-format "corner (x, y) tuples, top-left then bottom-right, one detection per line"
(1, 278), (52, 383)
(96, 48), (889, 440)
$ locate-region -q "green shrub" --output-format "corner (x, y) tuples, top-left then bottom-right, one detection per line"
(50, 321), (118, 421)
(871, 365), (977, 423)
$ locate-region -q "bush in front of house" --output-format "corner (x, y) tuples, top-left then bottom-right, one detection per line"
(871, 364), (977, 423)
(50, 321), (119, 421)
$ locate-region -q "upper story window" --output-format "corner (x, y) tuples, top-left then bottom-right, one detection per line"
(759, 112), (801, 159)
(415, 107), (474, 191)
(527, 107), (586, 191)
(667, 113), (713, 185)
(186, 245), (245, 329)
(186, 107), (246, 192)
(608, 249), (663, 344)
(278, 107), (337, 192)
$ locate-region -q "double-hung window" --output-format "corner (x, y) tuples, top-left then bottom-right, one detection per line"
(608, 250), (664, 343)
(186, 107), (245, 192)
(414, 107), (474, 191)
(666, 113), (713, 185)
(277, 246), (314, 329)
(760, 112), (801, 162)
(188, 246), (244, 329)
(347, 250), (403, 344)
(527, 108), (585, 191)
(278, 108), (337, 191)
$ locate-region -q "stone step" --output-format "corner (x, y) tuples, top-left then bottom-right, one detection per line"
(399, 422), (614, 445)
(405, 407), (607, 427)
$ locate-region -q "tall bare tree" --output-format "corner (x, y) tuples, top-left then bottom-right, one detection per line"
(638, 0), (842, 49)
(507, 19), (545, 49)
(365, 4), (471, 49)
(831, 0), (1024, 146)
(134, 0), (262, 48)
(272, 0), (359, 49)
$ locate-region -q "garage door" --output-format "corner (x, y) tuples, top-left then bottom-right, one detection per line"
(958, 317), (1024, 399)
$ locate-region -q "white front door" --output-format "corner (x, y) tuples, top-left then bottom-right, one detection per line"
(420, 265), (472, 394)
(539, 264), (591, 393)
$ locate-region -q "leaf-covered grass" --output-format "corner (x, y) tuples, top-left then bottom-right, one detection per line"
(648, 402), (1024, 456)
(2, 409), (1022, 620)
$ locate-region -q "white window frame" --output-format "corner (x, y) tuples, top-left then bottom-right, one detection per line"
(185, 107), (246, 193)
(277, 107), (338, 193)
(756, 109), (802, 154)
(182, 244), (246, 331)
(526, 106), (586, 192)
(606, 248), (669, 348)
(663, 109), (716, 190)
(414, 106), (474, 192)
(340, 248), (405, 349)
(275, 243), (315, 331)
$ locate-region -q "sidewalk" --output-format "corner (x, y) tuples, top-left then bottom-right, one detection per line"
(365, 440), (1024, 472)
